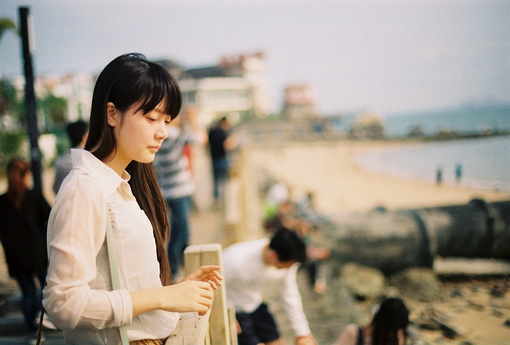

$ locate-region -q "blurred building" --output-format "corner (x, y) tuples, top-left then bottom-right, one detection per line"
(9, 72), (93, 130)
(5, 52), (271, 131)
(348, 110), (386, 139)
(43, 73), (94, 123)
(282, 83), (318, 119)
(175, 51), (272, 126)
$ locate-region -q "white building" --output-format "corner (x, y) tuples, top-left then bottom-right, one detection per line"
(178, 52), (272, 127)
(282, 83), (318, 119)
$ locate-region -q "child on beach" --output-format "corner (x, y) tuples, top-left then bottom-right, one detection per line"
(335, 297), (409, 345)
(43, 53), (221, 344)
(222, 227), (318, 345)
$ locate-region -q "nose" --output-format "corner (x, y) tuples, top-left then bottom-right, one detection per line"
(156, 121), (168, 141)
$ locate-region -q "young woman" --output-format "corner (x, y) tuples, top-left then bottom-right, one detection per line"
(335, 298), (409, 345)
(43, 53), (222, 344)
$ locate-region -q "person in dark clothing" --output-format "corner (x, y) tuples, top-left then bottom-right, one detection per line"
(335, 297), (409, 345)
(53, 119), (89, 194)
(207, 116), (237, 203)
(0, 158), (51, 331)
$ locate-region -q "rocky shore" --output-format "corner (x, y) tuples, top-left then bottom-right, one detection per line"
(240, 139), (510, 345)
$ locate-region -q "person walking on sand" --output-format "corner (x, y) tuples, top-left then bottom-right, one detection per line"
(43, 53), (222, 344)
(455, 162), (463, 185)
(436, 165), (443, 186)
(0, 159), (51, 332)
(223, 227), (318, 345)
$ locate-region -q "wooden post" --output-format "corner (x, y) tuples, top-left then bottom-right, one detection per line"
(165, 310), (211, 345)
(228, 306), (239, 345)
(184, 244), (231, 345)
(224, 179), (241, 246)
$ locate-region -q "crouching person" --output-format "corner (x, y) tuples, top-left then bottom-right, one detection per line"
(223, 227), (317, 345)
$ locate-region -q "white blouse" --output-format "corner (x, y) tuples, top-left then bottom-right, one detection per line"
(43, 149), (178, 344)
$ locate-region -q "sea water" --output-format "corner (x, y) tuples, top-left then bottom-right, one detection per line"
(354, 135), (510, 192)
(383, 104), (510, 137)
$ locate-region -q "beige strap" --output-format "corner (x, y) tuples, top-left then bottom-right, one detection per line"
(106, 208), (130, 345)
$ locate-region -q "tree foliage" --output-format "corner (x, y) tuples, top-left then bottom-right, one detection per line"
(40, 93), (68, 127)
(0, 17), (17, 41)
(0, 78), (17, 116)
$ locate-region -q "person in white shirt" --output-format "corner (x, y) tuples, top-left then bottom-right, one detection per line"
(43, 53), (222, 344)
(222, 227), (318, 345)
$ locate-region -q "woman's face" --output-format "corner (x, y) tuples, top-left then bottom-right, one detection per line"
(106, 101), (171, 174)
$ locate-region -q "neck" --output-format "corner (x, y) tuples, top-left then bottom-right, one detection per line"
(7, 186), (27, 210)
(262, 245), (272, 265)
(102, 153), (129, 177)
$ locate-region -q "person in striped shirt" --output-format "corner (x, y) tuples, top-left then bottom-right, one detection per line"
(154, 104), (204, 279)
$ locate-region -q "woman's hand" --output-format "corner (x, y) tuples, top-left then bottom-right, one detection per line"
(183, 265), (223, 290)
(130, 278), (217, 317)
(160, 280), (214, 316)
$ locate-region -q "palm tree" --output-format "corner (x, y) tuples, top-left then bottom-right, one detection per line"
(0, 17), (18, 118)
(0, 78), (17, 116)
(0, 18), (16, 41)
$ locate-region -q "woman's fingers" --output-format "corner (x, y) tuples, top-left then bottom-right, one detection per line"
(185, 265), (223, 290)
(162, 280), (215, 314)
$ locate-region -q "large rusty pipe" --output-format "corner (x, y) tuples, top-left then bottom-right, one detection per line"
(323, 199), (510, 275)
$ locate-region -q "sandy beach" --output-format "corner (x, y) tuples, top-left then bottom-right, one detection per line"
(245, 140), (510, 215)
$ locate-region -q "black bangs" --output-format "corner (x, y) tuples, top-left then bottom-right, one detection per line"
(136, 62), (182, 120)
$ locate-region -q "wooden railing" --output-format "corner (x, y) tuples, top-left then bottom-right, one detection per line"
(167, 243), (238, 345)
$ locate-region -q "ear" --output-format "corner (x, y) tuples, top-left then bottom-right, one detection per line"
(397, 329), (405, 345)
(107, 102), (118, 127)
(266, 249), (279, 266)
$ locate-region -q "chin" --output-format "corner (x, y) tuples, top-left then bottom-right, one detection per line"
(136, 155), (156, 164)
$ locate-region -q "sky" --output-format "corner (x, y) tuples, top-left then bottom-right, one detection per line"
(0, 0), (509, 115)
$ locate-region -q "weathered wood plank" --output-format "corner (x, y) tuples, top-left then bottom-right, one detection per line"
(184, 243), (231, 345)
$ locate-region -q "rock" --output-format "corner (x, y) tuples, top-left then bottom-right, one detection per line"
(339, 263), (386, 300)
(389, 267), (442, 302)
(466, 300), (484, 311)
(414, 307), (443, 330)
(439, 321), (460, 339)
(492, 309), (504, 317)
(490, 287), (505, 298)
(450, 289), (463, 297)
(490, 299), (510, 310)
(504, 319), (510, 328)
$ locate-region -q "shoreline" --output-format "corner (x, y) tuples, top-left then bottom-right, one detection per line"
(247, 139), (510, 216)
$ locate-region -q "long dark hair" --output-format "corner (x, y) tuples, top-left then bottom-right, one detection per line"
(85, 53), (182, 286)
(371, 297), (409, 345)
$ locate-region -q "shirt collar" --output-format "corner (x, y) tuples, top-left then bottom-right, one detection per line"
(71, 149), (130, 196)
